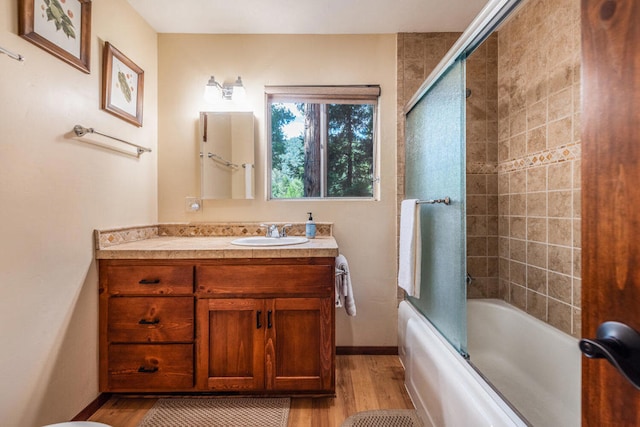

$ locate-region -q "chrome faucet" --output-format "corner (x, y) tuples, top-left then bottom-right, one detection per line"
(259, 223), (293, 238)
(281, 224), (292, 237)
(260, 223), (279, 238)
(268, 224), (279, 238)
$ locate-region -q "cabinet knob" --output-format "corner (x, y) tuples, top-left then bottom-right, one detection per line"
(139, 279), (161, 285)
(257, 310), (262, 329)
(138, 318), (160, 325)
(137, 366), (159, 373)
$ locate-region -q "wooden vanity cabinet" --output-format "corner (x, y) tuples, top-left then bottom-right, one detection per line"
(99, 257), (335, 395)
(195, 259), (335, 394)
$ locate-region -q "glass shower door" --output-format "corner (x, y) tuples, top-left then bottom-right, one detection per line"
(404, 58), (467, 355)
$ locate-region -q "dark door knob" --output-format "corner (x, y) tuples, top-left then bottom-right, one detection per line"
(579, 321), (640, 390)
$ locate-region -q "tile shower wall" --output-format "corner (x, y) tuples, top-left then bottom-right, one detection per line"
(466, 35), (500, 300)
(495, 0), (581, 337)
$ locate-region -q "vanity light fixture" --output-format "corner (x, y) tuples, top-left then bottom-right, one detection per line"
(204, 75), (246, 103)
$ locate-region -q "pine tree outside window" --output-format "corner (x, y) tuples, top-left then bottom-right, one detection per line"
(266, 86), (380, 200)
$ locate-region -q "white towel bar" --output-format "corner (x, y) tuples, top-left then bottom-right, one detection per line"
(73, 125), (152, 157)
(0, 45), (25, 62)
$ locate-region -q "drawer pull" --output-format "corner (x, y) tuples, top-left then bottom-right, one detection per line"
(138, 318), (160, 325)
(267, 310), (273, 329)
(137, 366), (159, 373)
(139, 279), (161, 285)
(257, 310), (262, 329)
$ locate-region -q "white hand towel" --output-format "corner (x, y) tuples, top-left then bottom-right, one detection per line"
(244, 163), (254, 199)
(398, 199), (421, 298)
(335, 254), (356, 316)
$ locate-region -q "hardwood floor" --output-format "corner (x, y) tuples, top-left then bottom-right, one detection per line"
(88, 355), (414, 427)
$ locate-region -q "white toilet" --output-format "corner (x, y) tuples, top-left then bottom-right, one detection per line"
(42, 422), (112, 427)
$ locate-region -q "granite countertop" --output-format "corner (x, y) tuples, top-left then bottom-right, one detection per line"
(95, 223), (339, 259)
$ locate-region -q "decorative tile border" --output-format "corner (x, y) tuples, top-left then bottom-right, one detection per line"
(96, 222), (333, 249)
(467, 144), (581, 176)
(499, 143), (581, 173)
(158, 222), (332, 238)
(95, 226), (158, 248)
(158, 223), (265, 237)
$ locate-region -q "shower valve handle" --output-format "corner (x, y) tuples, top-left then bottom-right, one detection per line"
(579, 321), (640, 390)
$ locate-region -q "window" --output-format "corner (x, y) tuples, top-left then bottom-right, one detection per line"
(266, 86), (380, 199)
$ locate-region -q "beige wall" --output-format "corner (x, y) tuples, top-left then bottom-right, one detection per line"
(0, 0), (158, 425)
(157, 34), (398, 347)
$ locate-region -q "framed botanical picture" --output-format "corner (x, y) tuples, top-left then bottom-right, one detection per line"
(102, 42), (144, 127)
(19, 0), (91, 73)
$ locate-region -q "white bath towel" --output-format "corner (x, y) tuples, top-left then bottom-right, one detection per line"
(398, 199), (421, 298)
(335, 254), (356, 316)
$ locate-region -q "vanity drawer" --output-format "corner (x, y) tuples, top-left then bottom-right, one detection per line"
(196, 264), (334, 297)
(106, 264), (194, 295)
(108, 343), (194, 391)
(108, 297), (194, 343)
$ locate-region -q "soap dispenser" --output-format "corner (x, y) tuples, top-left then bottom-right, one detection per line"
(306, 212), (316, 239)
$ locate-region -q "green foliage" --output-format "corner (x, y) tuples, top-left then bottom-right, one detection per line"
(271, 136), (304, 198)
(271, 168), (304, 198)
(44, 0), (76, 39)
(327, 104), (374, 197)
(270, 101), (374, 198)
(271, 104), (296, 166)
(118, 71), (132, 103)
(270, 103), (305, 198)
(272, 105), (296, 141)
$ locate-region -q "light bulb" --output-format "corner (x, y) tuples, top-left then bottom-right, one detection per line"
(204, 76), (221, 104)
(232, 85), (246, 102)
(232, 76), (246, 102)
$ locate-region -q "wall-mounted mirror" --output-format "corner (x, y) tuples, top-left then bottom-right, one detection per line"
(200, 111), (255, 199)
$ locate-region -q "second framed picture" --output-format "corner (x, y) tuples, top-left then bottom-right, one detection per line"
(102, 42), (144, 127)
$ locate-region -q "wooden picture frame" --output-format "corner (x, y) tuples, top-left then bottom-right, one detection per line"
(102, 42), (144, 127)
(18, 0), (91, 73)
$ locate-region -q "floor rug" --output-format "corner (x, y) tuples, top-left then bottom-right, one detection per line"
(137, 397), (290, 427)
(341, 409), (423, 427)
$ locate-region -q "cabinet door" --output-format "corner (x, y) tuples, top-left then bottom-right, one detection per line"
(266, 297), (334, 392)
(196, 298), (265, 391)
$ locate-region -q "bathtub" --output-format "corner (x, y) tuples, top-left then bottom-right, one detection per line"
(467, 299), (581, 427)
(398, 299), (581, 427)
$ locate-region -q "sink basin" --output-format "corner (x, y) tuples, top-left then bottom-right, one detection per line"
(230, 236), (309, 246)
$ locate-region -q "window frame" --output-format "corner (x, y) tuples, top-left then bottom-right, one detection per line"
(265, 85), (381, 201)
